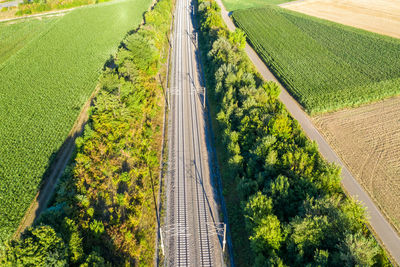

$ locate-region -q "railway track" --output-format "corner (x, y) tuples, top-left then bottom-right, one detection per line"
(187, 5), (213, 265)
(164, 0), (222, 265)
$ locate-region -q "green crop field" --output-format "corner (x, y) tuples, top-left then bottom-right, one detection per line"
(0, 17), (61, 65)
(0, 0), (151, 243)
(222, 0), (292, 11)
(233, 6), (400, 114)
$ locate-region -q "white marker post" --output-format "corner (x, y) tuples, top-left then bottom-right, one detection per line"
(160, 227), (165, 256)
(223, 223), (226, 253)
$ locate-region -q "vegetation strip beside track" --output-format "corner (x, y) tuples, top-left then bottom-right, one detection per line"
(0, 0), (173, 264)
(197, 0), (389, 265)
(0, 0), (153, 243)
(232, 6), (400, 114)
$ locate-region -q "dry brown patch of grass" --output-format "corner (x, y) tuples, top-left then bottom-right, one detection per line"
(313, 96), (400, 232)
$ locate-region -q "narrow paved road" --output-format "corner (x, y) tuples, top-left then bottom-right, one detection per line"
(214, 0), (400, 263)
(165, 0), (225, 265)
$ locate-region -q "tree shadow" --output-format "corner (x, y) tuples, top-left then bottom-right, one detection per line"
(31, 98), (94, 227)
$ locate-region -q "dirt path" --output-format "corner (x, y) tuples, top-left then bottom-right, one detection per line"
(13, 87), (99, 239)
(215, 0), (400, 264)
(282, 0), (400, 39)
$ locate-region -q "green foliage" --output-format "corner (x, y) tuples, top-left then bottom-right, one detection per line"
(228, 29), (246, 49)
(89, 220), (105, 239)
(14, 0), (109, 17)
(221, 0), (293, 11)
(233, 6), (400, 114)
(0, 0), (153, 243)
(121, 33), (159, 74)
(268, 114), (292, 139)
(314, 249), (329, 266)
(337, 233), (379, 266)
(0, 226), (67, 266)
(245, 192), (273, 223)
(288, 215), (330, 260)
(245, 193), (283, 254)
(197, 0), (387, 265)
(81, 251), (106, 267)
(61, 218), (84, 264)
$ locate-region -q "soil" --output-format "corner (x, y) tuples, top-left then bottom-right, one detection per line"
(313, 96), (400, 233)
(282, 0), (400, 39)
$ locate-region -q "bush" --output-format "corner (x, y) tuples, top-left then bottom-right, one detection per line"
(0, 226), (67, 266)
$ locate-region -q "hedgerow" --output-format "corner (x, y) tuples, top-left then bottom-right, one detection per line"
(1, 0), (173, 264)
(232, 6), (400, 114)
(197, 0), (390, 265)
(15, 0), (109, 17)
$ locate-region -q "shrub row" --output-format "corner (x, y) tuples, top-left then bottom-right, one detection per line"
(15, 0), (109, 16)
(197, 0), (389, 265)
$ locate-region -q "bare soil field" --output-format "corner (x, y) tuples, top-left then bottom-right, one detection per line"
(313, 96), (400, 233)
(282, 0), (400, 39)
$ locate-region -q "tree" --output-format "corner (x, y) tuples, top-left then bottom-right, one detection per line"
(268, 114), (292, 140)
(0, 226), (67, 266)
(61, 218), (84, 264)
(337, 233), (379, 266)
(262, 81), (280, 101)
(81, 251), (106, 267)
(313, 249), (329, 266)
(249, 215), (283, 254)
(287, 215), (329, 263)
(245, 192), (283, 254)
(229, 29), (246, 49)
(266, 175), (292, 220)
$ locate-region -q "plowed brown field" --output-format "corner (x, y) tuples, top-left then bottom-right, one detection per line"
(313, 97), (400, 232)
(282, 0), (400, 39)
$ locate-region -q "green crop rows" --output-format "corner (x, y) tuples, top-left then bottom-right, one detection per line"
(222, 0), (292, 11)
(0, 17), (60, 65)
(233, 6), (400, 114)
(0, 0), (151, 243)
